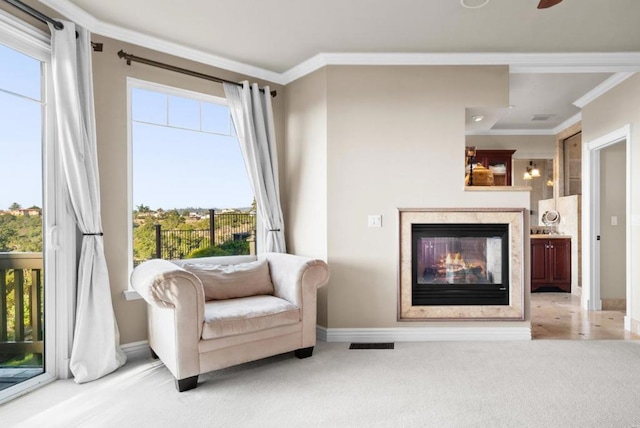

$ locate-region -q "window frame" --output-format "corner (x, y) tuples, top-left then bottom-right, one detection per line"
(0, 8), (77, 402)
(125, 77), (249, 297)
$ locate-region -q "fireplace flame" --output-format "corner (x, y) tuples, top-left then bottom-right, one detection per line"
(445, 252), (466, 271)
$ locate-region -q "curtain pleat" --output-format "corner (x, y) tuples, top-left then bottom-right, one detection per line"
(223, 82), (286, 253)
(49, 21), (126, 383)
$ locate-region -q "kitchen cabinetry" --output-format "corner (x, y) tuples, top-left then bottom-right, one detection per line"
(531, 237), (571, 292)
(474, 149), (516, 186)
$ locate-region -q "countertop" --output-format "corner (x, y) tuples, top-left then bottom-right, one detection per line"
(530, 234), (572, 239)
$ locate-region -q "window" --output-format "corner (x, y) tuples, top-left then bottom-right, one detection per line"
(128, 79), (255, 268)
(0, 9), (75, 401)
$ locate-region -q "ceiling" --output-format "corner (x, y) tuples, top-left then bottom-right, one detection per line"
(38, 0), (640, 133)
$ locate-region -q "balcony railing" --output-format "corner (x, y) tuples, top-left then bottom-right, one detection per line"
(0, 252), (44, 362)
(154, 211), (256, 260)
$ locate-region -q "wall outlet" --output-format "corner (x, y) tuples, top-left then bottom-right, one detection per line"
(368, 214), (382, 228)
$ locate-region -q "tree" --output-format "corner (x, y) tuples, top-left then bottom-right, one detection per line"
(133, 221), (157, 261)
(136, 204), (151, 213)
(9, 202), (21, 210)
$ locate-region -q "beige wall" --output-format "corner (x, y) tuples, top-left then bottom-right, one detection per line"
(284, 68), (329, 325)
(599, 142), (626, 301)
(90, 35), (284, 344)
(286, 65), (531, 329)
(582, 73), (640, 332)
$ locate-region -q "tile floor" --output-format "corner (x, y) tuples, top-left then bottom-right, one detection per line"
(531, 291), (640, 340)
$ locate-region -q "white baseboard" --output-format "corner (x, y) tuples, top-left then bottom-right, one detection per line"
(121, 340), (151, 361)
(317, 325), (531, 342)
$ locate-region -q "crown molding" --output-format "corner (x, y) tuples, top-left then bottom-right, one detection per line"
(284, 52), (640, 84)
(0, 8), (50, 55)
(573, 72), (636, 108)
(38, 0), (286, 85)
(552, 112), (582, 135)
(35, 0), (640, 87)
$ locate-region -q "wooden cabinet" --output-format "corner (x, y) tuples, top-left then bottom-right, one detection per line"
(474, 150), (516, 186)
(531, 238), (571, 292)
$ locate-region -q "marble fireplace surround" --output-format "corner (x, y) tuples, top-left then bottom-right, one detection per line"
(398, 208), (525, 321)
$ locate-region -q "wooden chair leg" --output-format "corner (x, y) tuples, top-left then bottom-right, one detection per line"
(295, 346), (314, 359)
(175, 375), (198, 392)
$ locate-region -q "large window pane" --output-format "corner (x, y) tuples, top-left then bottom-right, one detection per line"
(168, 95), (200, 131)
(202, 102), (232, 134)
(131, 88), (166, 125)
(0, 42), (44, 387)
(131, 83), (255, 265)
(0, 44), (41, 101)
(0, 92), (42, 210)
(132, 124), (251, 209)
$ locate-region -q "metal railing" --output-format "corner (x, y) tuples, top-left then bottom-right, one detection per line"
(0, 252), (44, 360)
(155, 211), (256, 260)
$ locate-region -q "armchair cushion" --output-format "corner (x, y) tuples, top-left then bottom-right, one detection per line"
(202, 295), (299, 339)
(182, 259), (274, 301)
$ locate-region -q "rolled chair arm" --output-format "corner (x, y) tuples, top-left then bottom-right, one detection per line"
(259, 252), (329, 306)
(259, 253), (329, 349)
(130, 259), (206, 337)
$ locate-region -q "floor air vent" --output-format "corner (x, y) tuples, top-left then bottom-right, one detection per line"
(349, 343), (394, 350)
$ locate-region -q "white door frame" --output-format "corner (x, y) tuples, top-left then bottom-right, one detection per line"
(0, 9), (77, 405)
(582, 124), (632, 330)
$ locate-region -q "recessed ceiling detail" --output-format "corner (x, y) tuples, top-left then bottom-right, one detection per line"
(531, 114), (556, 122)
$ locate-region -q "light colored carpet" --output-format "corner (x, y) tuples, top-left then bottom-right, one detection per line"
(2, 340), (640, 427)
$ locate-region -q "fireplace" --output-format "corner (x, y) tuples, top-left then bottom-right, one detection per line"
(413, 224), (509, 306)
(399, 209), (525, 321)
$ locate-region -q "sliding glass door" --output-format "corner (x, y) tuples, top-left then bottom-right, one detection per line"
(0, 42), (46, 392)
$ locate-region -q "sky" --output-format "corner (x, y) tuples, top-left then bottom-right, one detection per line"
(0, 43), (253, 212)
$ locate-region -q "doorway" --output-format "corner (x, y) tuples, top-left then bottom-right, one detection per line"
(582, 125), (632, 330)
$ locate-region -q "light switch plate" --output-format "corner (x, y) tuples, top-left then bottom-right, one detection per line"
(611, 216), (618, 226)
(368, 214), (382, 228)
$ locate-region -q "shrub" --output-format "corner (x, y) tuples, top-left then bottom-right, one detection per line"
(187, 246), (230, 258)
(219, 240), (250, 255)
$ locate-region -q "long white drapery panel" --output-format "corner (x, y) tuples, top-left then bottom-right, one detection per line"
(223, 82), (286, 253)
(49, 21), (126, 383)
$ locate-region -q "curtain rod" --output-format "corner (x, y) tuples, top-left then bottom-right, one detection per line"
(3, 0), (103, 51)
(117, 50), (277, 98)
(4, 0), (64, 30)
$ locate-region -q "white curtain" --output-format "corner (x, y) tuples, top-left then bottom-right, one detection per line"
(223, 82), (286, 253)
(49, 21), (126, 383)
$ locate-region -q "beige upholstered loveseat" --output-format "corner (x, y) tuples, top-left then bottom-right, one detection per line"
(131, 252), (329, 391)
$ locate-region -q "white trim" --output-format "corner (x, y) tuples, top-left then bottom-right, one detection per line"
(573, 72), (636, 108)
(317, 326), (531, 342)
(316, 325), (328, 342)
(0, 373), (56, 406)
(127, 77), (229, 105)
(27, 2), (640, 85)
(120, 340), (151, 361)
(0, 8), (49, 57)
(552, 112), (582, 135)
(39, 0), (285, 85)
(284, 52), (640, 85)
(583, 125), (632, 322)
